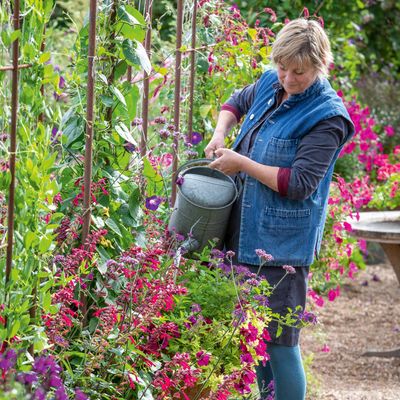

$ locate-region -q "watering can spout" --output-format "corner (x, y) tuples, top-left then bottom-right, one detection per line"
(181, 237), (200, 252)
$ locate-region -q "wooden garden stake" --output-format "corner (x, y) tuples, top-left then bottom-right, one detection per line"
(187, 0), (198, 144)
(140, 0), (153, 158)
(5, 0), (20, 287)
(171, 0), (184, 206)
(80, 0), (98, 320)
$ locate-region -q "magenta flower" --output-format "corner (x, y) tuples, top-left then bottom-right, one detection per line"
(384, 125), (395, 137)
(328, 286), (340, 302)
(196, 351), (211, 366)
(240, 352), (254, 364)
(321, 344), (330, 353)
(145, 196), (162, 211)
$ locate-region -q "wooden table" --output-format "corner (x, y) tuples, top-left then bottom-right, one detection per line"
(349, 211), (400, 358)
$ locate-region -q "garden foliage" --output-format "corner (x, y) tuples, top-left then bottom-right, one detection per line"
(0, 1), (399, 399)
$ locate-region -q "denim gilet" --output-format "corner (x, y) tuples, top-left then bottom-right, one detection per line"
(232, 69), (353, 266)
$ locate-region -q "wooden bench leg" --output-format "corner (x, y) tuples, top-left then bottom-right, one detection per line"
(380, 243), (400, 286)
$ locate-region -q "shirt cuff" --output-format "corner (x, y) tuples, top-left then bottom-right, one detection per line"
(277, 168), (291, 197)
(221, 104), (242, 123)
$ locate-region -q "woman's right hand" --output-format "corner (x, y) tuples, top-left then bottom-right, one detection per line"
(204, 134), (225, 159)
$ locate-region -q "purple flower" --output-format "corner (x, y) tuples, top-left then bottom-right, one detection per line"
(123, 141), (136, 152)
(75, 388), (89, 400)
(132, 117), (143, 126)
(145, 195), (162, 211)
(283, 265), (296, 274)
(59, 75), (66, 89)
(226, 250), (235, 259)
(159, 129), (170, 139)
(176, 175), (184, 185)
(55, 387), (68, 400)
(186, 131), (203, 145)
(34, 388), (46, 400)
(191, 303), (202, 313)
(154, 116), (167, 124)
(298, 310), (317, 325)
(0, 349), (17, 371)
(255, 249), (273, 262)
(184, 149), (198, 159)
(51, 126), (61, 142)
(210, 249), (225, 259)
(17, 372), (38, 385)
(49, 373), (63, 388)
(253, 294), (269, 307)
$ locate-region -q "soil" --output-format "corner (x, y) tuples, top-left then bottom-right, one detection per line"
(301, 259), (400, 400)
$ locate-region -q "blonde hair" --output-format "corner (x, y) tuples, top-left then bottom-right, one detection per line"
(271, 18), (333, 78)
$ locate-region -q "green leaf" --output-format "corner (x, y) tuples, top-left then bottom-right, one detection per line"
(199, 105), (212, 118)
(122, 39), (139, 66)
(9, 320), (20, 339)
(98, 73), (109, 85)
(100, 95), (114, 107)
(125, 5), (146, 25)
(110, 86), (127, 107)
(115, 123), (137, 145)
(39, 52), (51, 64)
(117, 23), (145, 42)
(142, 157), (163, 195)
(24, 231), (37, 249)
(10, 29), (21, 43)
(117, 5), (145, 26)
(128, 187), (141, 219)
(39, 236), (53, 253)
(97, 262), (107, 275)
(89, 317), (99, 333)
(276, 324), (283, 338)
(42, 291), (52, 312)
(134, 40), (151, 74)
(105, 218), (122, 237)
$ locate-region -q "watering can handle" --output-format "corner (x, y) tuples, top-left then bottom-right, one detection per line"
(176, 158), (214, 176)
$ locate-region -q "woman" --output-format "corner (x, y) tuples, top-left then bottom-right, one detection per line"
(205, 18), (354, 399)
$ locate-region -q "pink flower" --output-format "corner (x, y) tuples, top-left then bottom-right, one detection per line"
(328, 286), (340, 302)
(255, 249), (273, 262)
(321, 344), (330, 353)
(264, 7), (277, 22)
(384, 125), (395, 137)
(283, 265), (296, 274)
(343, 221), (352, 232)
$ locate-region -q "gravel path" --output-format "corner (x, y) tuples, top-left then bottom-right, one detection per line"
(301, 260), (400, 400)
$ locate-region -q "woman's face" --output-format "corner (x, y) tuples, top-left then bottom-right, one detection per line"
(276, 61), (318, 96)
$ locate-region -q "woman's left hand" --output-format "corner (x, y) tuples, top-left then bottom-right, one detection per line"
(209, 148), (246, 175)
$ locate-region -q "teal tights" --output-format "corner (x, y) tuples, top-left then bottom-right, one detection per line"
(255, 343), (306, 400)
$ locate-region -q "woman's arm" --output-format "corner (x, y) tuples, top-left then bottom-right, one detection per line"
(209, 116), (351, 197)
(204, 110), (238, 159)
(209, 148), (279, 191)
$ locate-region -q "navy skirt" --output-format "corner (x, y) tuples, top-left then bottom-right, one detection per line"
(246, 264), (309, 347)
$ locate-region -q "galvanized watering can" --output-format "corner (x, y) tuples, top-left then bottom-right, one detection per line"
(168, 159), (240, 255)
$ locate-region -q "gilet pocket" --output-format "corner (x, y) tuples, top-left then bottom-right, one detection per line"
(263, 137), (299, 167)
(262, 207), (311, 230)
